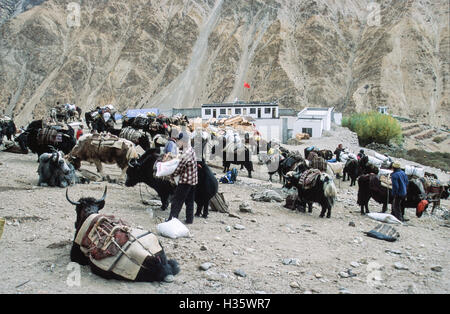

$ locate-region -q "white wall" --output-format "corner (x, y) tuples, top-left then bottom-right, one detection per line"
(202, 106), (278, 119)
(333, 112), (342, 125)
(254, 119), (283, 142)
(297, 108), (333, 131)
(282, 116), (297, 130)
(293, 119), (323, 138)
(326, 108), (332, 130)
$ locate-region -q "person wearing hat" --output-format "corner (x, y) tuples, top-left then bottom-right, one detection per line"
(167, 131), (198, 224)
(163, 129), (180, 155)
(391, 161), (409, 221)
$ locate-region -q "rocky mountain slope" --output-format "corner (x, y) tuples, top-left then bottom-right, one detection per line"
(0, 0), (45, 26)
(0, 0), (448, 128)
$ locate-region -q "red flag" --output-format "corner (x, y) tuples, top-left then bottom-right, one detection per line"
(244, 82), (250, 89)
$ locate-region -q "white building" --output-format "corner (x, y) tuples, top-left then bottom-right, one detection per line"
(201, 103), (340, 141)
(201, 101), (301, 143)
(293, 107), (336, 138)
(377, 106), (388, 115)
(201, 101), (279, 120)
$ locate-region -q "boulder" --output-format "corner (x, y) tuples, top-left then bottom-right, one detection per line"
(251, 190), (283, 202)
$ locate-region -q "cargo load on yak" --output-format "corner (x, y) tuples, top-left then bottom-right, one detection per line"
(298, 169), (321, 190)
(74, 213), (165, 280)
(67, 133), (139, 180)
(310, 155), (328, 172)
(37, 127), (63, 146)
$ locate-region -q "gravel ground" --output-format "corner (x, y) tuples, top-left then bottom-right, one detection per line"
(0, 125), (449, 294)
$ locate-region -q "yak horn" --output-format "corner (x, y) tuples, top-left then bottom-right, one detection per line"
(128, 159), (138, 168)
(66, 188), (80, 205)
(96, 186), (107, 204)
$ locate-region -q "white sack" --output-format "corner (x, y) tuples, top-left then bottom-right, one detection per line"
(374, 152), (389, 162)
(378, 169), (393, 176)
(367, 213), (403, 225)
(157, 218), (190, 239)
(155, 158), (180, 177)
(405, 165), (425, 177)
(367, 156), (383, 168)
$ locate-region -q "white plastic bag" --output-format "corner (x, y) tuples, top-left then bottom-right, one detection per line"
(348, 153), (357, 160)
(378, 168), (393, 176)
(367, 213), (403, 225)
(405, 165), (424, 177)
(367, 156), (383, 168)
(155, 158), (180, 177)
(374, 152), (389, 162)
(157, 218), (190, 239)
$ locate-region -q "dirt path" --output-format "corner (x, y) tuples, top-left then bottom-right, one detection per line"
(0, 126), (449, 294)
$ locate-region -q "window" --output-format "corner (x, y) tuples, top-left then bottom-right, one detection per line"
(235, 108), (241, 114)
(302, 128), (313, 137)
(250, 108), (256, 114)
(220, 108), (226, 114)
(264, 107), (271, 114)
(205, 109), (211, 115)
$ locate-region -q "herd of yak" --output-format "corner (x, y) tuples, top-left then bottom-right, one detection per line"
(1, 107), (449, 284)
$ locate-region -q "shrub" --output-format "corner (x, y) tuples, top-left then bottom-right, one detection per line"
(432, 136), (446, 143)
(342, 112), (402, 146)
(394, 149), (450, 172)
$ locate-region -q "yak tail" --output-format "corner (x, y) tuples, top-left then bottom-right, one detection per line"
(323, 178), (337, 205)
(168, 259), (180, 276)
(126, 144), (139, 161)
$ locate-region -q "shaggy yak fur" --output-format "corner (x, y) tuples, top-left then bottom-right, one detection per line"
(194, 160), (219, 218)
(67, 187), (180, 282)
(357, 174), (429, 216)
(38, 150), (74, 187)
(0, 119), (16, 143)
(119, 127), (151, 151)
(22, 120), (76, 158)
(285, 172), (337, 218)
(67, 134), (139, 180)
(126, 149), (219, 217)
(343, 159), (359, 186)
(125, 148), (176, 211)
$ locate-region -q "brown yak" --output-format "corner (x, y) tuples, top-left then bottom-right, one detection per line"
(67, 133), (139, 181)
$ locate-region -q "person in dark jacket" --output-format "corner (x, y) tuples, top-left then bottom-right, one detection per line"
(391, 162), (409, 221)
(357, 149), (365, 160)
(334, 144), (344, 162)
(167, 132), (198, 224)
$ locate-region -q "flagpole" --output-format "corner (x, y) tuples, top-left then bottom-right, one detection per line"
(244, 82), (251, 103)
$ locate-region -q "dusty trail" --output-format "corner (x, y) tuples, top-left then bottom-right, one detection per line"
(0, 126), (449, 294)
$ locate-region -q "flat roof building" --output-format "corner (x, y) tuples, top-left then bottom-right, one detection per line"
(201, 101), (279, 120)
(294, 107), (336, 138)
